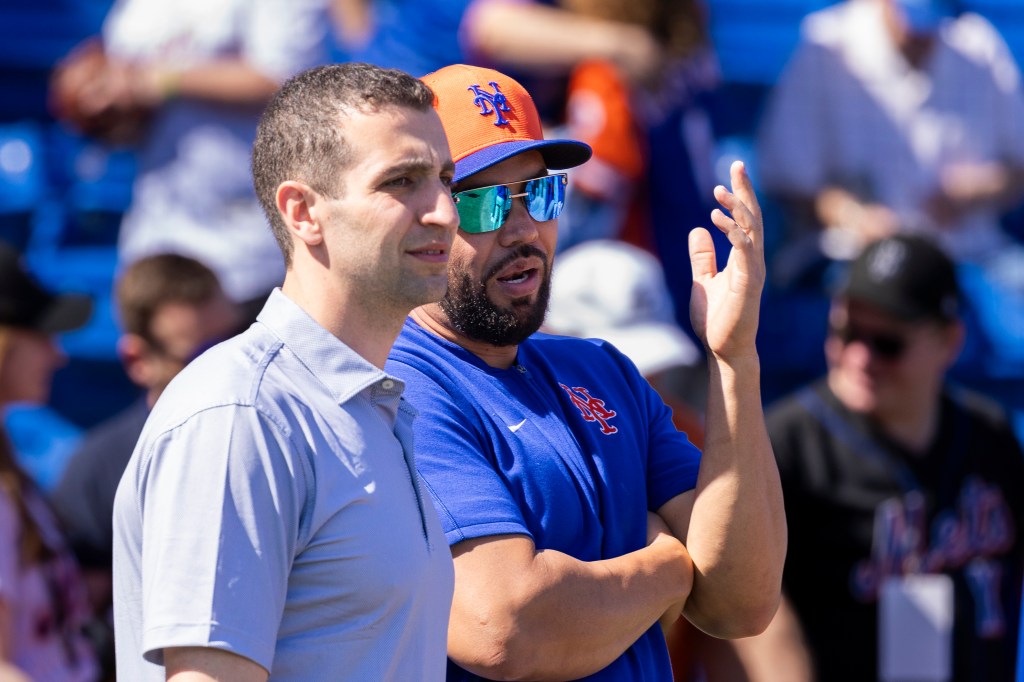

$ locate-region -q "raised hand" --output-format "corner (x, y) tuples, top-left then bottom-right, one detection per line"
(688, 160), (766, 360)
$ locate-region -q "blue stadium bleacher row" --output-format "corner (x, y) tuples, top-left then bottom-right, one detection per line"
(2, 0), (1024, 488)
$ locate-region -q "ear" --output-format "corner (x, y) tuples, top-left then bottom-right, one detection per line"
(276, 181), (325, 248)
(118, 333), (153, 388)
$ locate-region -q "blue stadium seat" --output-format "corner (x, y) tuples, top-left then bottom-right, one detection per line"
(0, 120), (47, 250)
(46, 125), (136, 247)
(4, 404), (83, 492)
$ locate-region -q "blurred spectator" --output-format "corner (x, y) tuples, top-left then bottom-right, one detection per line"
(759, 0), (1024, 267)
(50, 0), (333, 313)
(757, 0), (1024, 378)
(49, 253), (240, 681)
(733, 235), (1024, 681)
(352, 0), (473, 77)
(0, 243), (97, 681)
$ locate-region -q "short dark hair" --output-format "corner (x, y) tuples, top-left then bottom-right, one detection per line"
(251, 63), (436, 266)
(117, 253), (223, 339)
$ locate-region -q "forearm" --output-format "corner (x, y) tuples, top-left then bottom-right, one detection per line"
(165, 646), (268, 682)
(944, 162), (1024, 211)
(728, 594), (814, 682)
(815, 186), (864, 228)
(465, 0), (652, 74)
(141, 59), (280, 106)
(677, 354), (786, 638)
(449, 535), (692, 680)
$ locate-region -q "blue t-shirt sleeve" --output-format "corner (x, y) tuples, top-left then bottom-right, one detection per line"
(393, 362), (533, 547)
(136, 404), (304, 671)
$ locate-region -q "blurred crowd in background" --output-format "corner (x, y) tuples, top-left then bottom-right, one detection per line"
(1, 0), (1023, 680)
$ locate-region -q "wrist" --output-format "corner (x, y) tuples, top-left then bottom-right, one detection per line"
(708, 349), (760, 370)
(154, 68), (181, 101)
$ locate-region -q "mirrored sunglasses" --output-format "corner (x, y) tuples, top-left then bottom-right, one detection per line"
(453, 173), (567, 234)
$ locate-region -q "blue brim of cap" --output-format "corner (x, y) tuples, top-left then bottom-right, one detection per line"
(454, 139), (592, 183)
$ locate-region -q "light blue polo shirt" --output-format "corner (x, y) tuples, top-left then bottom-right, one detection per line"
(112, 289), (454, 681)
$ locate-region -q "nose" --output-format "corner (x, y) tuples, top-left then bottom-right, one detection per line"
(497, 199), (541, 248)
(422, 182), (459, 235)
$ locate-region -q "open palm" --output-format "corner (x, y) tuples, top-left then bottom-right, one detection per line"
(688, 160), (766, 360)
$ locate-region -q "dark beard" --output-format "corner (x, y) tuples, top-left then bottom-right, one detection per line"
(439, 245), (551, 347)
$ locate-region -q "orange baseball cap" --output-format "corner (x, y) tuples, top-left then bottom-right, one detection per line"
(422, 64), (592, 182)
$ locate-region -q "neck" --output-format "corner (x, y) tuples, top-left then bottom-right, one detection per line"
(282, 270), (405, 370)
(410, 305), (519, 369)
(874, 399), (941, 454)
(827, 373), (941, 454)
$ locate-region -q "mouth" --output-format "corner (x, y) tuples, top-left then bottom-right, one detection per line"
(409, 245), (449, 263)
(492, 257), (543, 297)
(496, 266), (537, 285)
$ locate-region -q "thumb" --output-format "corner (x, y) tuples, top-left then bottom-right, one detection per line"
(689, 226), (717, 281)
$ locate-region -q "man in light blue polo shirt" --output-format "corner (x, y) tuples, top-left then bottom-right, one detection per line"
(111, 62), (459, 681)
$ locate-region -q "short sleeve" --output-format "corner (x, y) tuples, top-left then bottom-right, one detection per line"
(393, 364), (532, 546)
(644, 382), (702, 511)
(136, 404), (305, 672)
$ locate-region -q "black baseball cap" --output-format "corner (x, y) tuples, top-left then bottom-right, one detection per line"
(0, 243), (93, 334)
(839, 234), (960, 322)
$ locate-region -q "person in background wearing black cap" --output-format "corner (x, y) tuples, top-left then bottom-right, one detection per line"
(730, 234), (1024, 682)
(0, 243), (99, 682)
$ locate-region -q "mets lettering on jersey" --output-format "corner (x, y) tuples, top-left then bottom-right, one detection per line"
(559, 383), (618, 435)
(468, 82), (511, 126)
(851, 479), (1015, 638)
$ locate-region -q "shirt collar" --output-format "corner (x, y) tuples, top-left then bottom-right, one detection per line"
(257, 289), (404, 406)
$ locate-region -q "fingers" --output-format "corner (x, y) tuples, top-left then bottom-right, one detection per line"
(711, 208), (754, 250)
(730, 160), (762, 217)
(688, 226), (717, 281)
(712, 160), (764, 253)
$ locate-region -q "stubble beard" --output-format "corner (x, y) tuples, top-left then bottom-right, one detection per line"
(439, 245), (551, 347)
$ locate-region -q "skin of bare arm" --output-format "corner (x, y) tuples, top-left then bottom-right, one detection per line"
(463, 0), (663, 87)
(164, 647), (269, 682)
(446, 527), (693, 681)
(657, 161), (787, 639)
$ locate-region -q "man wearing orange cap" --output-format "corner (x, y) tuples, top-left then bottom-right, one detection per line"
(387, 64), (786, 680)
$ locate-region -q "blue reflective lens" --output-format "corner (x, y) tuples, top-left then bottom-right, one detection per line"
(453, 174), (568, 234)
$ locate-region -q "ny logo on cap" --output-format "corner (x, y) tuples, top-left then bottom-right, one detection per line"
(868, 240), (907, 282)
(468, 82), (511, 126)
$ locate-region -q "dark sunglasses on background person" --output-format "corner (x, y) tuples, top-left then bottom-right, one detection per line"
(829, 323), (908, 360)
(453, 173), (567, 234)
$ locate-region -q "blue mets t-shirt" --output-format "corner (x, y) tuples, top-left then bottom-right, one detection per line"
(388, 318), (702, 681)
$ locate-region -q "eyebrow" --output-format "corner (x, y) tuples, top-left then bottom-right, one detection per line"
(377, 157), (455, 181)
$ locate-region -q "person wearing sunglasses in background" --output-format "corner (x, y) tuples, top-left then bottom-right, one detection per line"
(386, 64), (786, 681)
(730, 234), (1024, 682)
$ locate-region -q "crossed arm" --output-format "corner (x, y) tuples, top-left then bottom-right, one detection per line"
(448, 520), (693, 680)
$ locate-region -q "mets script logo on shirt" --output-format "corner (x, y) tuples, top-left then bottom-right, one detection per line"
(559, 384), (618, 435)
(468, 82), (511, 126)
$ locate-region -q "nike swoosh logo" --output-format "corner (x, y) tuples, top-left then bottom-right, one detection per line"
(508, 418), (528, 433)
